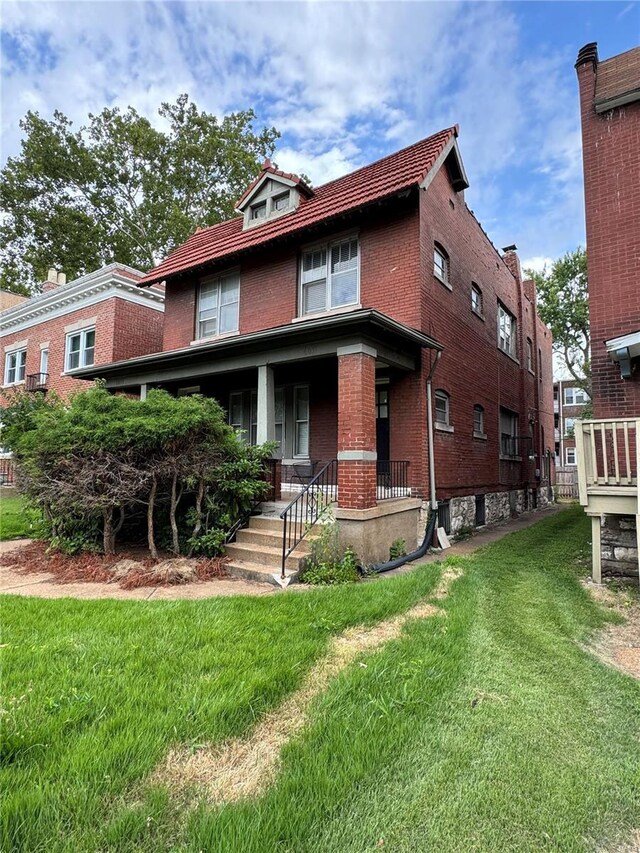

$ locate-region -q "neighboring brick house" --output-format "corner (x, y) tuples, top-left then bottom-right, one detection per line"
(553, 380), (590, 467)
(73, 128), (554, 567)
(1, 264), (164, 403)
(574, 43), (640, 581)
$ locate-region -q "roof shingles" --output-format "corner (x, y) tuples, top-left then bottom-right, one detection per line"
(595, 46), (640, 107)
(139, 126), (457, 286)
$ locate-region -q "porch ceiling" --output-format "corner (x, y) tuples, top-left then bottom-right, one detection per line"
(70, 309), (442, 391)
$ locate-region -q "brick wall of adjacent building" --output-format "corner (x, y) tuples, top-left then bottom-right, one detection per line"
(576, 56), (640, 418)
(1, 295), (164, 404)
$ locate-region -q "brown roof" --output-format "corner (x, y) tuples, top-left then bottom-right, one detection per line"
(235, 159), (313, 209)
(139, 126), (458, 286)
(0, 290), (28, 312)
(595, 46), (640, 109)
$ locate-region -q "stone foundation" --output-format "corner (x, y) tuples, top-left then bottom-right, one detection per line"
(601, 515), (639, 580)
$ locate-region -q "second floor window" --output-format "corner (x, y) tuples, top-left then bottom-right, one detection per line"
(66, 328), (95, 371)
(4, 348), (26, 385)
(471, 283), (482, 315)
(498, 303), (517, 358)
(564, 386), (587, 406)
(473, 404), (485, 436)
(433, 243), (450, 285)
(40, 348), (49, 376)
(300, 237), (359, 315)
(198, 272), (240, 338)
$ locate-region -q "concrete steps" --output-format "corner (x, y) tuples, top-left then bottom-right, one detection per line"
(225, 508), (309, 587)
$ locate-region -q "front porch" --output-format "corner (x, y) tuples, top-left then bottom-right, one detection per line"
(575, 418), (640, 581)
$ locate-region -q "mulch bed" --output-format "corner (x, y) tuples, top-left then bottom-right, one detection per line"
(0, 541), (229, 588)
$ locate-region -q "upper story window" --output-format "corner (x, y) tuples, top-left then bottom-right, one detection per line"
(272, 192), (290, 212)
(538, 348), (543, 380)
(473, 404), (485, 437)
(564, 417), (576, 436)
(433, 243), (450, 286)
(471, 283), (483, 315)
(526, 338), (534, 371)
(198, 271), (240, 339)
(497, 302), (517, 358)
(435, 390), (450, 427)
(250, 201), (267, 221)
(300, 237), (359, 316)
(564, 387), (588, 406)
(66, 328), (95, 371)
(40, 348), (49, 376)
(4, 348), (26, 385)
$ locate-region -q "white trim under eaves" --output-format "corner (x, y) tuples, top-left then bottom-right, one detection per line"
(1, 281), (164, 338)
(419, 136), (470, 193)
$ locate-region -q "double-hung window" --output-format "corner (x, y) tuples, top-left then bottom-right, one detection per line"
(498, 303), (517, 358)
(473, 404), (485, 436)
(471, 283), (482, 315)
(435, 390), (450, 427)
(198, 272), (240, 339)
(500, 408), (519, 457)
(300, 237), (359, 315)
(526, 338), (534, 371)
(433, 243), (450, 285)
(4, 349), (26, 385)
(40, 348), (49, 376)
(65, 328), (95, 371)
(564, 387), (587, 406)
(294, 386), (310, 457)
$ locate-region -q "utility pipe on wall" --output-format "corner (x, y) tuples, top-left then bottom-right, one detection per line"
(426, 350), (442, 511)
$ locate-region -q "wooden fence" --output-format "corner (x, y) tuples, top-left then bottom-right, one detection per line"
(556, 466), (578, 499)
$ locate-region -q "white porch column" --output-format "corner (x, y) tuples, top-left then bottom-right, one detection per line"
(256, 364), (275, 445)
(140, 383), (148, 401)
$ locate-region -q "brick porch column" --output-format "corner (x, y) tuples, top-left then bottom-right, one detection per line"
(337, 345), (377, 509)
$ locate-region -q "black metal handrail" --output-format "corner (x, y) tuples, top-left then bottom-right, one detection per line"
(25, 373), (49, 392)
(280, 458), (337, 578)
(376, 460), (409, 497)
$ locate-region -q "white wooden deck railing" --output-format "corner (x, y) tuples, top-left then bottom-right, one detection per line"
(575, 418), (639, 504)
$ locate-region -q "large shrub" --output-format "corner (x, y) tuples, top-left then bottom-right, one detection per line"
(0, 385), (273, 557)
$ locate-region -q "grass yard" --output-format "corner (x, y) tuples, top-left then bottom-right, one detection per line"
(2, 506), (639, 852)
(0, 494), (37, 541)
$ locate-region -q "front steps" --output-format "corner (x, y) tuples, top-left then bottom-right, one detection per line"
(226, 509), (311, 587)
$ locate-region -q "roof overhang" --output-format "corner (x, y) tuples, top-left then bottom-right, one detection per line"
(420, 135), (469, 193)
(595, 88), (640, 113)
(69, 309), (442, 391)
(606, 329), (640, 379)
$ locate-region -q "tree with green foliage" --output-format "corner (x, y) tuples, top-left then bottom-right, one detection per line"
(0, 95), (279, 293)
(1, 385), (273, 557)
(525, 247), (590, 395)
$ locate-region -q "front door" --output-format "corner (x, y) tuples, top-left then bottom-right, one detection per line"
(376, 387), (390, 461)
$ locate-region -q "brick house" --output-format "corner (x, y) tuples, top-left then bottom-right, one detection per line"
(553, 380), (590, 467)
(1, 264), (164, 403)
(72, 128), (554, 569)
(574, 43), (640, 581)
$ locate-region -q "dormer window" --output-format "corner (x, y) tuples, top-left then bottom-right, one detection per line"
(250, 201), (267, 221)
(236, 161), (313, 230)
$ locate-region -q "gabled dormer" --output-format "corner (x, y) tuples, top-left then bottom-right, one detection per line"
(236, 160), (314, 230)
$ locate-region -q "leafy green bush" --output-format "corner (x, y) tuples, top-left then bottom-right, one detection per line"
(0, 385), (274, 558)
(298, 523), (360, 585)
(389, 537), (407, 559)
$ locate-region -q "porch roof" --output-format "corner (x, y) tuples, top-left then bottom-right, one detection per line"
(70, 308), (442, 391)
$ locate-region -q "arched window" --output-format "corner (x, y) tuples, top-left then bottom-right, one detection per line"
(435, 390), (450, 427)
(433, 243), (450, 285)
(473, 404), (485, 436)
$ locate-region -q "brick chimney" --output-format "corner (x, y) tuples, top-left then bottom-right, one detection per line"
(501, 244), (522, 284)
(42, 267), (66, 292)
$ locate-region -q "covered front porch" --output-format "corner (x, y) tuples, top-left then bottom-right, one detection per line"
(72, 309), (441, 564)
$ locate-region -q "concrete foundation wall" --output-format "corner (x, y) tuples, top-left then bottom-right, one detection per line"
(335, 498), (421, 565)
(601, 515), (639, 580)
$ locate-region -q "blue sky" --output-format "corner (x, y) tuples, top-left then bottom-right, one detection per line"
(1, 1), (639, 271)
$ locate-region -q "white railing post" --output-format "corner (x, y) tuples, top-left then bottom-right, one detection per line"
(575, 422), (588, 505)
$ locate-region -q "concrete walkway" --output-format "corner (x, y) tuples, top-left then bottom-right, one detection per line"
(0, 506), (567, 601)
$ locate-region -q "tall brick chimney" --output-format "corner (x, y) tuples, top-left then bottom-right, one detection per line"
(501, 244), (522, 284)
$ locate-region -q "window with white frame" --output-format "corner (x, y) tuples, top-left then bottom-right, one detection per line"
(473, 404), (485, 436)
(229, 391), (244, 436)
(65, 328), (95, 371)
(435, 390), (450, 427)
(40, 348), (49, 376)
(564, 417), (576, 436)
(497, 303), (517, 358)
(4, 349), (26, 385)
(565, 447), (577, 465)
(294, 386), (310, 457)
(300, 237), (359, 315)
(564, 386), (588, 406)
(433, 243), (450, 285)
(471, 283), (483, 315)
(272, 192), (290, 212)
(500, 407), (519, 457)
(198, 272), (240, 339)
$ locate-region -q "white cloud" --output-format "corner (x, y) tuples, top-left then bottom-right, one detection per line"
(522, 256), (554, 274)
(1, 0), (587, 263)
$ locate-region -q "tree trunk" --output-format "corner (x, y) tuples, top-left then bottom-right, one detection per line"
(147, 476), (158, 560)
(103, 507), (115, 555)
(114, 505), (125, 535)
(169, 471), (180, 554)
(191, 479), (205, 544)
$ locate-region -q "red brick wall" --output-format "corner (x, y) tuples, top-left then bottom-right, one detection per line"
(1, 297), (163, 404)
(337, 352), (377, 508)
(577, 58), (640, 418)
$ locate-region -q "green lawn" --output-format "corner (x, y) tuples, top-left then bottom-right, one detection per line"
(0, 494), (37, 540)
(2, 507), (639, 852)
